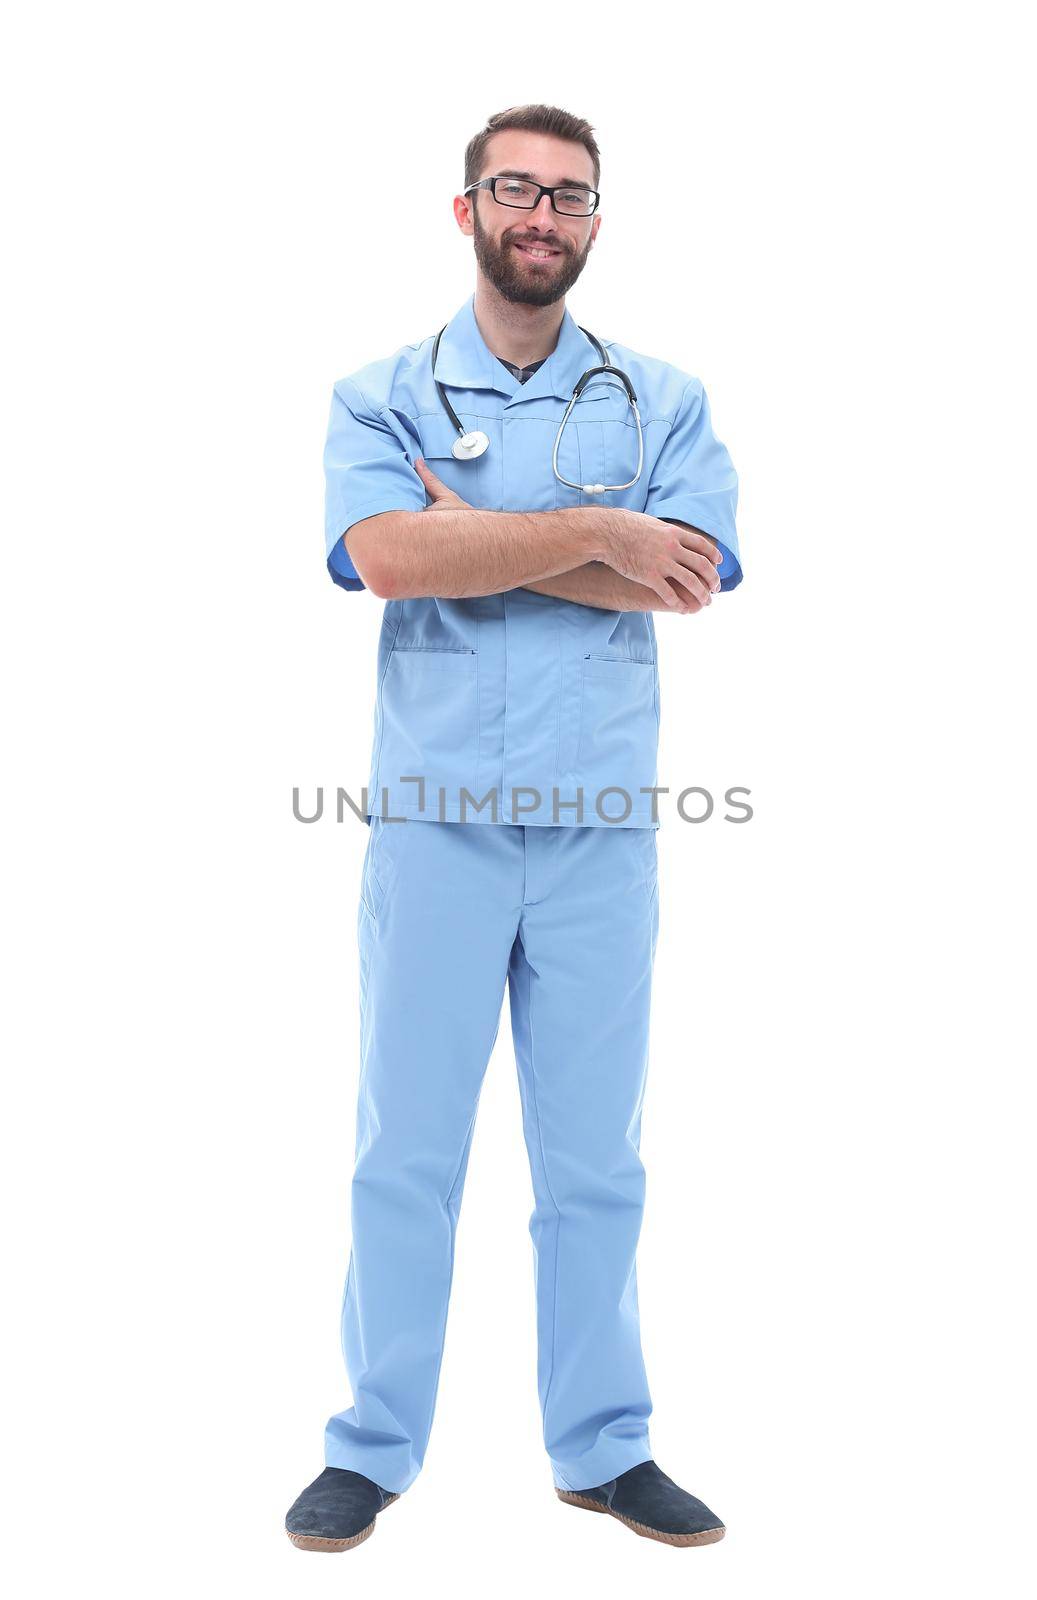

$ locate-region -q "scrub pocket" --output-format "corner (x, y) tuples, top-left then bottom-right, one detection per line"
(576, 655), (659, 813)
(631, 824), (660, 956)
(359, 813), (413, 924)
(632, 821), (658, 884)
(380, 645), (479, 804)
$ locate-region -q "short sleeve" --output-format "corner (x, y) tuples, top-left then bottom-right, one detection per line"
(323, 378), (426, 591)
(643, 379), (743, 592)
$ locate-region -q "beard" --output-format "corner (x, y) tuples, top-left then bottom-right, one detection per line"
(472, 206), (592, 307)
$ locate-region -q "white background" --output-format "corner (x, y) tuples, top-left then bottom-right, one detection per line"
(3, 3), (1033, 1595)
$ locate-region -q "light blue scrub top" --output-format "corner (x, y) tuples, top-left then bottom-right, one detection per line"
(324, 293), (741, 828)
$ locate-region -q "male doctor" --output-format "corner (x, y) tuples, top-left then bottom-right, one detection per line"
(286, 103), (742, 1553)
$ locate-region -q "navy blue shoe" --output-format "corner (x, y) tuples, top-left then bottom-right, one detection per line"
(556, 1459), (726, 1547)
(285, 1467), (401, 1551)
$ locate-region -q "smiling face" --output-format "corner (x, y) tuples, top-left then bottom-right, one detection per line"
(459, 130), (602, 307)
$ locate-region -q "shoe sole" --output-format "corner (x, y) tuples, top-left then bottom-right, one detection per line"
(555, 1488), (726, 1547)
(286, 1491), (401, 1551)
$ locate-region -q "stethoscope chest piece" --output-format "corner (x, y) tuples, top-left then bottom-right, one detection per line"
(452, 430), (490, 461)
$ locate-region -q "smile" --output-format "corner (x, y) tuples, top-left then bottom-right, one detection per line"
(513, 243), (561, 261)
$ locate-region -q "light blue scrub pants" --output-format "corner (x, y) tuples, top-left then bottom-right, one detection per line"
(325, 816), (660, 1494)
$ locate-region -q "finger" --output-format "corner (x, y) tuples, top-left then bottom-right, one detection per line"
(670, 554), (714, 602)
(672, 526), (721, 561)
(414, 456), (450, 488)
(673, 550), (722, 593)
(659, 585), (691, 614)
(414, 457), (457, 507)
(651, 576), (683, 611)
(669, 578), (705, 613)
(668, 562), (712, 608)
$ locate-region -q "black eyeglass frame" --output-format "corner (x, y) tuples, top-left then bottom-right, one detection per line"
(463, 175), (601, 217)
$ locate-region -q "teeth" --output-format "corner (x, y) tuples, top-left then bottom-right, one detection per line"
(517, 245), (556, 258)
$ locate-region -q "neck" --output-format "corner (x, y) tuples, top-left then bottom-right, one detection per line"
(472, 276), (565, 369)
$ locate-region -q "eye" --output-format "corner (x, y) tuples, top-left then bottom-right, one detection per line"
(556, 189), (594, 213)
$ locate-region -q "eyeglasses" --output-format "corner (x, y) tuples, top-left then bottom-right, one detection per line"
(464, 175), (600, 217)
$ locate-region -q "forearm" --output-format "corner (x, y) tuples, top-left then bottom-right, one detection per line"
(345, 506), (612, 600)
(521, 519), (722, 611)
(520, 561), (665, 612)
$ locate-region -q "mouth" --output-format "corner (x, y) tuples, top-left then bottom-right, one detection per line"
(512, 241), (563, 263)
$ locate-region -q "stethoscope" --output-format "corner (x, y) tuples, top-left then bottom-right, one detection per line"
(430, 323), (644, 496)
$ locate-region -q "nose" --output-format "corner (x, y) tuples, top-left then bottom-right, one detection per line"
(525, 191), (557, 229)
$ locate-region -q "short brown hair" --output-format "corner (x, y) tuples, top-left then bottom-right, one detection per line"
(464, 104), (601, 193)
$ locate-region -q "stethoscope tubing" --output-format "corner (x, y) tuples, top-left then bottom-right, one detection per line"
(430, 322), (644, 495)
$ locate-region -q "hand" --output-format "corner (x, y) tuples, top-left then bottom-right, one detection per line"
(601, 508), (722, 612)
(414, 457), (473, 512)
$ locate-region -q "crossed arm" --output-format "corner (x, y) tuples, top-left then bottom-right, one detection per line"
(520, 524), (719, 612)
(344, 457), (723, 614)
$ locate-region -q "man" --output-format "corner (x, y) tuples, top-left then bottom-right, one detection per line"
(286, 103), (742, 1552)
